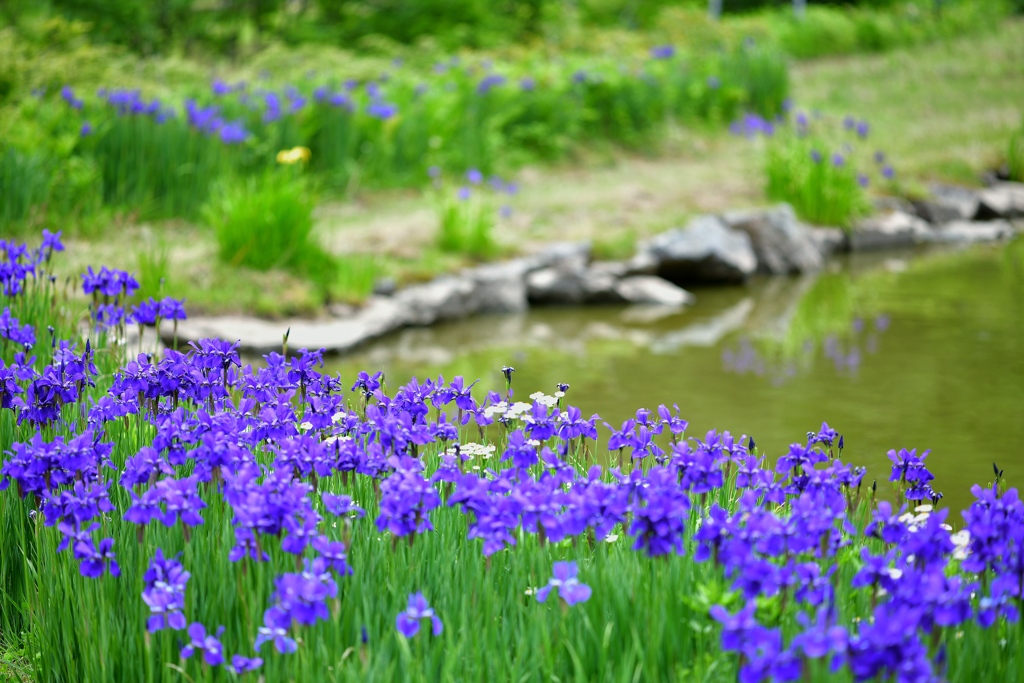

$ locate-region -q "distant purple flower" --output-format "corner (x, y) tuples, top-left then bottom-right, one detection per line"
(366, 100), (397, 120)
(219, 122), (248, 145)
(810, 149), (823, 164)
(466, 168), (484, 185)
(457, 186), (472, 201)
(882, 165), (895, 180)
(843, 116), (855, 130)
(80, 121), (93, 137)
(856, 121), (870, 138)
(858, 173), (869, 188)
(650, 45), (675, 59)
(874, 151), (886, 164)
(396, 593), (443, 637)
(536, 561), (592, 606)
(831, 153), (845, 168)
(520, 77), (536, 92)
(706, 75), (721, 90)
(477, 74), (506, 95)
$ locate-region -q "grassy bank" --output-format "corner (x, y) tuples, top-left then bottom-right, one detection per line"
(2, 16), (1023, 318)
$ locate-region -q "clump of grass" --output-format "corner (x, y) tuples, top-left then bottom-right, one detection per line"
(433, 170), (515, 260)
(1010, 120), (1024, 183)
(0, 146), (52, 228)
(203, 165), (337, 293)
(765, 135), (867, 228)
(335, 254), (383, 303)
(135, 239), (170, 301)
(592, 229), (638, 262)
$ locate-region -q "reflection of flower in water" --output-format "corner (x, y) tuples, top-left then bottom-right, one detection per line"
(723, 314), (891, 385)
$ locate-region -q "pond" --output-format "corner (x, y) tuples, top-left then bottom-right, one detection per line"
(330, 240), (1024, 514)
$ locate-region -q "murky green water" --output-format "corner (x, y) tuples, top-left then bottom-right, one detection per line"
(330, 240), (1024, 513)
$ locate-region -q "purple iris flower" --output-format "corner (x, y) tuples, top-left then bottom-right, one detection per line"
(180, 623), (225, 666)
(141, 549), (190, 632)
(396, 593), (443, 637)
(227, 655), (263, 673)
(536, 561), (592, 606)
(254, 607), (298, 654)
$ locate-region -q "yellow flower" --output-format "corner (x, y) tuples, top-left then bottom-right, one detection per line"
(276, 146), (311, 165)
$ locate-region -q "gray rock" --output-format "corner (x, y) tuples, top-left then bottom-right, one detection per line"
(911, 185), (980, 224)
(926, 220), (1016, 244)
(873, 196), (917, 215)
(464, 259), (533, 314)
(976, 182), (1024, 219)
(614, 276), (695, 307)
(850, 211), (932, 251)
(808, 227), (848, 257)
(637, 215), (757, 284)
(526, 266), (588, 305)
(524, 260), (618, 305)
(393, 276), (478, 326)
(533, 241), (592, 269)
(721, 204), (824, 275)
(372, 277), (398, 297)
(584, 262), (630, 304)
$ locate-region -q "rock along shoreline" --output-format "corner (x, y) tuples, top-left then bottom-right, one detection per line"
(161, 181), (1024, 356)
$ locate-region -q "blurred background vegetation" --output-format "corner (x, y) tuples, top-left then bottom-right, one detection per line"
(0, 0), (1019, 57)
(0, 0), (1020, 318)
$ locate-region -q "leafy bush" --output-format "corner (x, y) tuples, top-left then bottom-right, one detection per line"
(751, 111), (889, 228)
(766, 134), (868, 227)
(203, 167), (337, 292)
(434, 177), (501, 259)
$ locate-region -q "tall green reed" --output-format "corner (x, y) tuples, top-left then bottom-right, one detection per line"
(1009, 120), (1024, 182)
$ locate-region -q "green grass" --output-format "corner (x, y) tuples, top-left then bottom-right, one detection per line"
(1010, 118), (1024, 181)
(790, 18), (1024, 188)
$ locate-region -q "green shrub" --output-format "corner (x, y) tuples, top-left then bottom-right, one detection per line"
(434, 179), (501, 259)
(764, 123), (874, 228)
(203, 168), (337, 292)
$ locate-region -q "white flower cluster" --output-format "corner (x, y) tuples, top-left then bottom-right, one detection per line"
(482, 401), (532, 421)
(443, 442), (497, 460)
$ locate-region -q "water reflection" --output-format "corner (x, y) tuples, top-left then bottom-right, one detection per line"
(722, 313), (893, 385)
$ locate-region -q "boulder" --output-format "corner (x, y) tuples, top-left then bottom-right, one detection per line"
(976, 182), (1024, 219)
(532, 241), (592, 270)
(911, 185), (980, 224)
(808, 227), (848, 257)
(850, 211), (932, 251)
(526, 261), (621, 305)
(926, 220), (1016, 244)
(614, 276), (695, 307)
(464, 259), (533, 314)
(720, 204), (824, 275)
(635, 215), (758, 284)
(393, 276), (478, 326)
